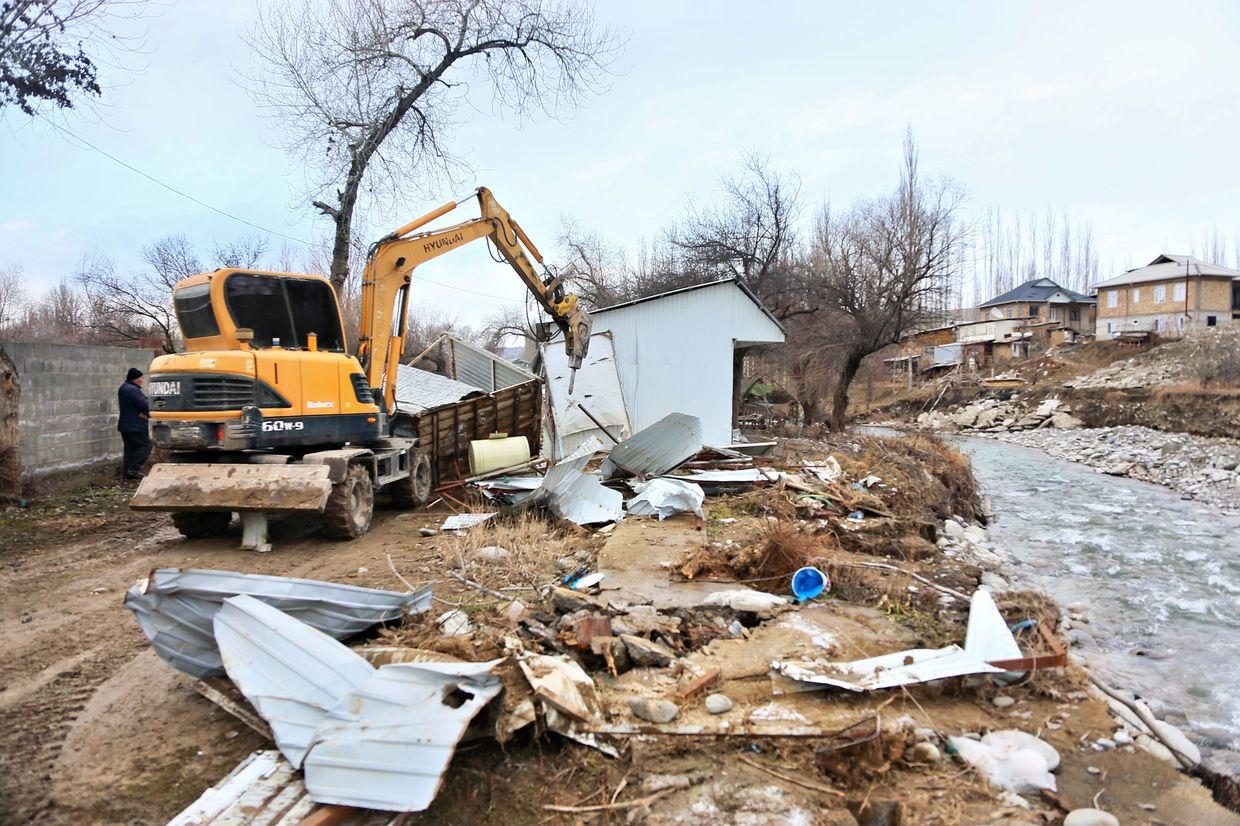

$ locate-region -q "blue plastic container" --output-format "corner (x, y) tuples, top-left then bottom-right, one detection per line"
(791, 566), (829, 601)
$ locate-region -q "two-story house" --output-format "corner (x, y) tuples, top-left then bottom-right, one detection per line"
(1094, 254), (1240, 338)
(977, 278), (1097, 334)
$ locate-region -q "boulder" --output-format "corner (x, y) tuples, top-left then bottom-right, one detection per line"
(629, 697), (679, 724)
(1049, 412), (1084, 430)
(705, 693), (733, 714)
(620, 634), (677, 668)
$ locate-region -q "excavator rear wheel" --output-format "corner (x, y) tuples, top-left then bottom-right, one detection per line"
(171, 511), (232, 539)
(321, 464), (374, 540)
(389, 449), (433, 508)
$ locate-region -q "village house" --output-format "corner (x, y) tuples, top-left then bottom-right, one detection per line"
(1094, 254), (1240, 338)
(976, 277), (1097, 335)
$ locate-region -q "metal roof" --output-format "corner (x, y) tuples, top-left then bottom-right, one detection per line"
(419, 334), (536, 393)
(1094, 253), (1240, 289)
(591, 277), (787, 334)
(394, 364), (486, 413)
(978, 278), (1095, 308)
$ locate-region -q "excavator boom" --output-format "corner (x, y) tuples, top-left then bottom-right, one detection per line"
(356, 187), (592, 412)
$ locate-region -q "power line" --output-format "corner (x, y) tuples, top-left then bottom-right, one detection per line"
(38, 115), (527, 305)
(38, 115), (315, 245)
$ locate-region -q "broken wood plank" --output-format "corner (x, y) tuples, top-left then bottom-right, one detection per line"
(192, 678), (273, 741)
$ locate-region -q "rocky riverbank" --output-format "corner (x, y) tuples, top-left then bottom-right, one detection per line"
(909, 395), (1240, 512)
(988, 425), (1240, 513)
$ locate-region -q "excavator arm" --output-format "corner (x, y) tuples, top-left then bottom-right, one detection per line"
(355, 187), (593, 413)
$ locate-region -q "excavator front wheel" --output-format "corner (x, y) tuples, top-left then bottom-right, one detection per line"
(389, 449), (433, 508)
(171, 511), (233, 539)
(321, 464), (374, 540)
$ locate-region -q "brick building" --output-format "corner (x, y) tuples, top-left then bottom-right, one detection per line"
(1094, 254), (1240, 337)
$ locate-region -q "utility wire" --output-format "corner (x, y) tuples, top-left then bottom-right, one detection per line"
(36, 115), (525, 305)
(38, 114), (314, 245)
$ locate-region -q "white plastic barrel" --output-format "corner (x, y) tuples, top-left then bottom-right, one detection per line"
(467, 435), (531, 475)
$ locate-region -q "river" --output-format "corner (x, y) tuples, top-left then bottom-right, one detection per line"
(954, 435), (1240, 748)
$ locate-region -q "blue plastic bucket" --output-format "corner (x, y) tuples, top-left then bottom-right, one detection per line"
(791, 566), (829, 601)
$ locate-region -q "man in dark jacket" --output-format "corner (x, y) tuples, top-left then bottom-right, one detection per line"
(118, 367), (151, 480)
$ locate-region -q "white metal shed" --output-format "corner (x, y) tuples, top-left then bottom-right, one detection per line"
(587, 278), (785, 447)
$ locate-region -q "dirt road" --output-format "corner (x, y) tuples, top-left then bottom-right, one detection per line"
(0, 485), (449, 825)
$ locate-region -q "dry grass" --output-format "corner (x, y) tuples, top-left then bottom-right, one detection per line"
(444, 511), (597, 592)
(837, 433), (983, 525)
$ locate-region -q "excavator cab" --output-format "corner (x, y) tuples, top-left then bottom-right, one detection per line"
(147, 269), (381, 453)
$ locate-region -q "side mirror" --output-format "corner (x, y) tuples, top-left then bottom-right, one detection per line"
(236, 328), (255, 343)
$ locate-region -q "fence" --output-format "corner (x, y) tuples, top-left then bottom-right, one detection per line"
(0, 340), (153, 490)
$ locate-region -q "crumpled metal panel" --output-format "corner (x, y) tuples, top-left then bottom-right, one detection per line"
(124, 568), (431, 679)
(544, 469), (625, 525)
(625, 478), (705, 520)
(303, 659), (504, 811)
(445, 335), (536, 393)
(214, 595), (376, 768)
(602, 413), (702, 479)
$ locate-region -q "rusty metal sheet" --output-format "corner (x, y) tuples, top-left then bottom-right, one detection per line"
(129, 462), (332, 512)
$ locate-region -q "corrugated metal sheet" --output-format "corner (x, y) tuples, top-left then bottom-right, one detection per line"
(393, 365), (485, 413)
(444, 336), (536, 393)
(541, 332), (631, 459)
(124, 569), (431, 679)
(602, 412), (702, 479)
(168, 750), (317, 826)
(303, 659), (504, 811)
(214, 595), (376, 767)
(588, 280), (784, 447)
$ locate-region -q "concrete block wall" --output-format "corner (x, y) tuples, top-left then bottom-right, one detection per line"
(0, 341), (153, 479)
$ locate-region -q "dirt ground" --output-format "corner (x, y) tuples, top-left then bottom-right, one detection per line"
(2, 437), (1238, 825)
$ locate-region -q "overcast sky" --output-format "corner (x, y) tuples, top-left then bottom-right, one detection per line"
(3, 0), (1239, 326)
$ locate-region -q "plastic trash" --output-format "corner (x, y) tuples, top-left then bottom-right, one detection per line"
(570, 572), (606, 591)
(791, 567), (829, 601)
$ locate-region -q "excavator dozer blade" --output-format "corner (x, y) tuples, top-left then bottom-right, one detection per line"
(130, 463), (333, 513)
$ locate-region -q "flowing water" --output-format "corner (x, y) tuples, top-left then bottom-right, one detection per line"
(954, 435), (1240, 746)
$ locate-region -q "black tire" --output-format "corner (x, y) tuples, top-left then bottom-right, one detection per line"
(389, 449), (433, 509)
(171, 511), (232, 539)
(321, 463), (374, 539)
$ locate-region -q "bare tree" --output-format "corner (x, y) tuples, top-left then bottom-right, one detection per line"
(556, 217), (633, 308)
(247, 0), (619, 291)
(0, 0), (146, 116)
(0, 262), (25, 328)
(77, 233), (268, 351)
(811, 132), (965, 430)
(669, 151), (812, 321)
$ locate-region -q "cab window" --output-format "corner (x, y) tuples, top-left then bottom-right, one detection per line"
(224, 273), (345, 350)
(173, 283), (221, 339)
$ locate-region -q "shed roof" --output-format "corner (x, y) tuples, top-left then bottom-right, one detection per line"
(1094, 254), (1240, 289)
(978, 278), (1095, 308)
(592, 277), (786, 334)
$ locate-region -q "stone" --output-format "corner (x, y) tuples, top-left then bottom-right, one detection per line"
(943, 518), (966, 541)
(1067, 629), (1096, 647)
(1063, 809), (1119, 826)
(1113, 729), (1133, 745)
(1049, 412), (1084, 430)
(629, 697), (679, 724)
(907, 741), (941, 763)
(980, 571), (1009, 591)
(620, 634), (677, 668)
(992, 695), (1016, 709)
(1150, 719), (1201, 765)
(641, 773), (692, 793)
(551, 586), (609, 614)
(962, 524), (987, 544)
(473, 545), (510, 561)
(705, 693), (733, 714)
(419, 527), (438, 537)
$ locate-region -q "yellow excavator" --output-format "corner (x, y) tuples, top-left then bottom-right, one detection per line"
(131, 187), (591, 550)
